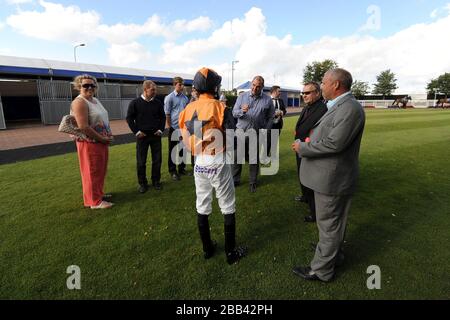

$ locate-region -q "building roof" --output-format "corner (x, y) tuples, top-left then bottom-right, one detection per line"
(0, 55), (193, 84)
(236, 81), (300, 93)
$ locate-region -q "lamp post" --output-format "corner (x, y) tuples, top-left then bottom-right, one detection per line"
(231, 60), (239, 91)
(74, 43), (85, 63)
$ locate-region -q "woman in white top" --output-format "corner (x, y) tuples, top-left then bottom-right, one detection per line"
(71, 74), (114, 209)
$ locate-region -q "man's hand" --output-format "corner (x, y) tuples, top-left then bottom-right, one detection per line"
(154, 130), (163, 137)
(242, 104), (249, 114)
(137, 132), (146, 139)
(292, 141), (301, 153)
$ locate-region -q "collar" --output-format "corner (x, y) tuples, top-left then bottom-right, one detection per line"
(326, 91), (351, 110)
(173, 90), (184, 97)
(141, 94), (154, 102)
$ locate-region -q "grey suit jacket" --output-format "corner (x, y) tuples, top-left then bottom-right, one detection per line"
(298, 94), (366, 196)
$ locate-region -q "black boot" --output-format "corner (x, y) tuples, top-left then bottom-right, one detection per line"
(224, 214), (247, 265)
(197, 214), (216, 259)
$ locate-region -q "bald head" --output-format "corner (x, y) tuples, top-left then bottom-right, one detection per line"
(321, 68), (353, 100)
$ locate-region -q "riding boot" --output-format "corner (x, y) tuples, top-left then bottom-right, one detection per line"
(197, 214), (216, 259)
(224, 213), (247, 264)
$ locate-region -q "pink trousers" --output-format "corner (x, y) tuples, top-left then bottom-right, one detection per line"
(76, 141), (109, 207)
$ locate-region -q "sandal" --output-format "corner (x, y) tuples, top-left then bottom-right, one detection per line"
(90, 201), (114, 210)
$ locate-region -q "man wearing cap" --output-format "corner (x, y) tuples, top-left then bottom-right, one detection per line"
(179, 67), (247, 265)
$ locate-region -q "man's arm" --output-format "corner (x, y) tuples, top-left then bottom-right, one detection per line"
(126, 99), (138, 134)
(232, 94), (246, 119)
(164, 95), (172, 129)
(299, 103), (365, 158)
(265, 97), (276, 129)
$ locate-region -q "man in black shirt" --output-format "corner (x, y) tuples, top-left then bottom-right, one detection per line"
(295, 82), (328, 222)
(126, 81), (166, 193)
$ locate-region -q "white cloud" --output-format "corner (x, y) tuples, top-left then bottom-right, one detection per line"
(107, 42), (151, 67)
(0, 22), (4, 31)
(430, 9), (439, 19)
(6, 0), (212, 44)
(157, 7), (450, 93)
(6, 0), (101, 43)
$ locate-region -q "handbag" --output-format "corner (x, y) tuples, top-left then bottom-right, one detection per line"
(58, 114), (88, 140)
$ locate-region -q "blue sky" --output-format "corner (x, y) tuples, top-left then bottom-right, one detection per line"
(1, 0), (450, 92)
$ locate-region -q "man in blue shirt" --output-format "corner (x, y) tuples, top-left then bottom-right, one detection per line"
(164, 77), (190, 181)
(232, 76), (275, 193)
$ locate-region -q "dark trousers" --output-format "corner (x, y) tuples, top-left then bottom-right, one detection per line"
(137, 135), (162, 186)
(233, 134), (260, 185)
(267, 127), (282, 157)
(296, 154), (316, 217)
(168, 128), (186, 174)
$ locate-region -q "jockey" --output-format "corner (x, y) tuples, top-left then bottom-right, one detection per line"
(178, 67), (247, 265)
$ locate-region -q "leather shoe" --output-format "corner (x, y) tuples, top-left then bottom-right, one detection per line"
(292, 266), (331, 282)
(304, 215), (316, 223)
(295, 195), (307, 203)
(152, 182), (162, 191)
(227, 246), (248, 265)
(249, 183), (257, 193)
(138, 185), (148, 194)
(234, 181), (241, 187)
(171, 173), (180, 181)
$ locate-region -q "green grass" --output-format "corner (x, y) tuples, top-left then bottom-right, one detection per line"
(1, 109), (449, 299)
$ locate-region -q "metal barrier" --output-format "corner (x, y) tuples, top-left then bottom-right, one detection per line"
(37, 80), (72, 124)
(0, 94), (5, 129)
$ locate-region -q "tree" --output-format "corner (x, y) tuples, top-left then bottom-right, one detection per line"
(373, 69), (398, 96)
(351, 80), (370, 98)
(303, 59), (339, 84)
(427, 73), (450, 96)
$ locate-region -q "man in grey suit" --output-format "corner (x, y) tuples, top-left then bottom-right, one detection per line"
(291, 68), (366, 282)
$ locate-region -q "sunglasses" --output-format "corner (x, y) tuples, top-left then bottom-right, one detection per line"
(301, 90), (316, 96)
(82, 83), (97, 89)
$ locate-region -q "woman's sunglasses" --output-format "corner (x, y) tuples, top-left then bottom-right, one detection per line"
(82, 83), (97, 89)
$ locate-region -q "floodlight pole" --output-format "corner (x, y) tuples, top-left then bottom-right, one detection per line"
(231, 60), (239, 91)
(74, 43), (86, 63)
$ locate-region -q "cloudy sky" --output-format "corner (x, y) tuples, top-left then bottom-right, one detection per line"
(1, 0), (450, 93)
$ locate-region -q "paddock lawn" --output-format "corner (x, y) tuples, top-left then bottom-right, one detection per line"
(0, 109), (449, 299)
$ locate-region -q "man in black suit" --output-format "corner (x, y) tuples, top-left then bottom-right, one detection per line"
(126, 80), (166, 194)
(267, 86), (287, 159)
(294, 82), (328, 222)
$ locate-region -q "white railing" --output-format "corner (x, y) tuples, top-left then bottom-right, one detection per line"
(359, 100), (436, 109)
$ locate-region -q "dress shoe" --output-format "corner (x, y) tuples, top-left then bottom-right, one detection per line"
(234, 181), (241, 187)
(227, 246), (248, 265)
(295, 195), (307, 203)
(102, 193), (113, 201)
(171, 173), (180, 181)
(292, 266), (331, 282)
(152, 182), (162, 191)
(138, 184), (149, 194)
(204, 240), (217, 260)
(304, 215), (316, 223)
(249, 183), (257, 193)
(179, 169), (192, 176)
